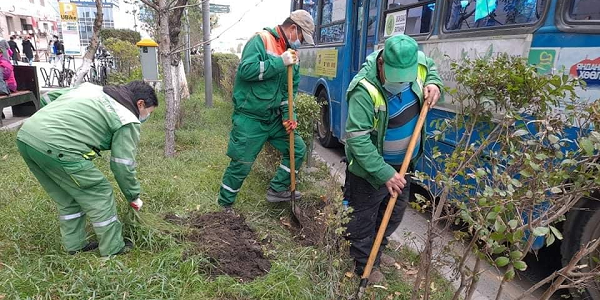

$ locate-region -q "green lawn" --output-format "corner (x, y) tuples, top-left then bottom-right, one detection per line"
(0, 85), (454, 300)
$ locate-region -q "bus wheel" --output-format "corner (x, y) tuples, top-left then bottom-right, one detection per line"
(561, 196), (600, 299)
(316, 89), (341, 148)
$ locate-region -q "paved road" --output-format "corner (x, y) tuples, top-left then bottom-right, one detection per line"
(313, 142), (560, 300)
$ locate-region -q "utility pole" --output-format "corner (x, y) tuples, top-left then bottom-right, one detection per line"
(184, 8), (191, 75)
(202, 0), (213, 107)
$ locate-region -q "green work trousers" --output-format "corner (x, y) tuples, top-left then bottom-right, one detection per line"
(218, 113), (306, 206)
(17, 140), (125, 256)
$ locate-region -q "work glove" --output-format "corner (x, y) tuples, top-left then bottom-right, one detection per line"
(281, 49), (298, 66)
(283, 119), (298, 134)
(130, 198), (143, 211)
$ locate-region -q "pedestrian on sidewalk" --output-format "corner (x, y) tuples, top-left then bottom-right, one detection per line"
(343, 34), (443, 284)
(22, 36), (35, 66)
(47, 39), (55, 64)
(8, 36), (20, 65)
(16, 81), (158, 256)
(53, 35), (65, 67)
(0, 49), (17, 92)
(0, 38), (10, 61)
(217, 10), (315, 211)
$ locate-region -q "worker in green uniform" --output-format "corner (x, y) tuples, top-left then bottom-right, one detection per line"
(218, 10), (315, 210)
(17, 81), (158, 256)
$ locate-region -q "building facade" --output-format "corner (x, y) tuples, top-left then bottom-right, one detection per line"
(0, 0), (60, 60)
(67, 0), (119, 48)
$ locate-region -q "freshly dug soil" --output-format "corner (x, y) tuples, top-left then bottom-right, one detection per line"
(284, 200), (327, 246)
(165, 211), (271, 282)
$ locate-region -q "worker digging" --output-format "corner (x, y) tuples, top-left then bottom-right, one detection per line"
(16, 81), (158, 256)
(217, 10), (316, 213)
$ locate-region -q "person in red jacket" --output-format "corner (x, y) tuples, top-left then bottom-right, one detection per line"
(0, 49), (16, 92)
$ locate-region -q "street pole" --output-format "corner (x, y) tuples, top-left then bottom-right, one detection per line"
(202, 0), (213, 107)
(184, 8), (191, 75)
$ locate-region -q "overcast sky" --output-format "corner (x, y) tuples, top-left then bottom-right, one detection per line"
(118, 0), (291, 42)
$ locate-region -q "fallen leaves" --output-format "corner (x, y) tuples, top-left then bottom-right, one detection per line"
(279, 216), (291, 228)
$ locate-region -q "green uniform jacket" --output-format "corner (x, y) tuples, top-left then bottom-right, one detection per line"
(233, 27), (299, 122)
(18, 83), (142, 202)
(345, 50), (444, 189)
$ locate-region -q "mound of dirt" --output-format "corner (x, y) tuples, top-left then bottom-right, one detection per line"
(166, 211), (271, 282)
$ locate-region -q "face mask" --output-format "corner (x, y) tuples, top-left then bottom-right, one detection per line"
(289, 27), (302, 50)
(383, 81), (409, 95)
(139, 113), (150, 123)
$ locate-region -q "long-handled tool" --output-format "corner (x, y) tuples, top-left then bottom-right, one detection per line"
(356, 102), (430, 298)
(287, 65), (300, 224)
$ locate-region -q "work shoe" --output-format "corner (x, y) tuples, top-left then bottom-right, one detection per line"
(266, 188), (302, 203)
(114, 240), (134, 256)
(380, 253), (396, 267)
(368, 269), (386, 285)
(68, 241), (99, 255)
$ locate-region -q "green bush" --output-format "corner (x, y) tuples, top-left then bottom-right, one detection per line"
(211, 53), (239, 99)
(100, 28), (141, 45)
(295, 93), (320, 147)
(104, 38), (140, 71)
(108, 67), (143, 85)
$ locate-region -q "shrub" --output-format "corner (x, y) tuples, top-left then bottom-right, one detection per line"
(211, 53), (239, 99)
(104, 38), (140, 73)
(100, 28), (141, 45)
(108, 67), (143, 85)
(295, 93), (320, 148)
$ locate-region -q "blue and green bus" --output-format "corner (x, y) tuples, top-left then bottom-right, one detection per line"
(292, 0), (600, 296)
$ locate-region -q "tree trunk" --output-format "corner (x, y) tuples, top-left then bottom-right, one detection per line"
(73, 0), (103, 86)
(159, 0), (176, 157)
(169, 0), (189, 128)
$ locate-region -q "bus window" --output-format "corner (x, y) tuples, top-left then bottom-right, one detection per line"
(319, 0), (346, 43)
(384, 0), (435, 36)
(446, 0), (544, 31)
(292, 0), (302, 10)
(303, 0), (319, 24)
(570, 0), (600, 20)
(366, 0), (378, 54)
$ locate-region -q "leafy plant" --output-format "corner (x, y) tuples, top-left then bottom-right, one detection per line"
(99, 28), (141, 45)
(295, 93), (321, 147)
(411, 54), (600, 300)
(211, 53), (239, 99)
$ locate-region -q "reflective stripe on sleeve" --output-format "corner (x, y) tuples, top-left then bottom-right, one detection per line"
(345, 130), (373, 139)
(259, 61), (265, 81)
(111, 157), (135, 166)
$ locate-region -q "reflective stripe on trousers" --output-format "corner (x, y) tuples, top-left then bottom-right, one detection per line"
(59, 212), (85, 221)
(92, 215), (118, 228)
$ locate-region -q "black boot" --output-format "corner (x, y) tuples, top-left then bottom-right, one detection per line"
(114, 240), (134, 255)
(68, 241), (99, 255)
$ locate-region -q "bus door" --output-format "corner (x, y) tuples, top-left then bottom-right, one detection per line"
(352, 0), (380, 73)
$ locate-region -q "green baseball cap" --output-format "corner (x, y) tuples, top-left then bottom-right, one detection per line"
(383, 34), (419, 83)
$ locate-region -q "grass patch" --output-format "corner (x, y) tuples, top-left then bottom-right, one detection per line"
(0, 85), (454, 299)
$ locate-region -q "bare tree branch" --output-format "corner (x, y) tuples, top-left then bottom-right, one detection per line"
(140, 0), (159, 11)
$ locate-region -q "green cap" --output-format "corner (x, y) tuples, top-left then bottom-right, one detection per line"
(383, 34), (419, 83)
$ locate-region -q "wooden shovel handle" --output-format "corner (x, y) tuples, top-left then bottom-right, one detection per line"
(360, 102), (430, 281)
(287, 65), (295, 192)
